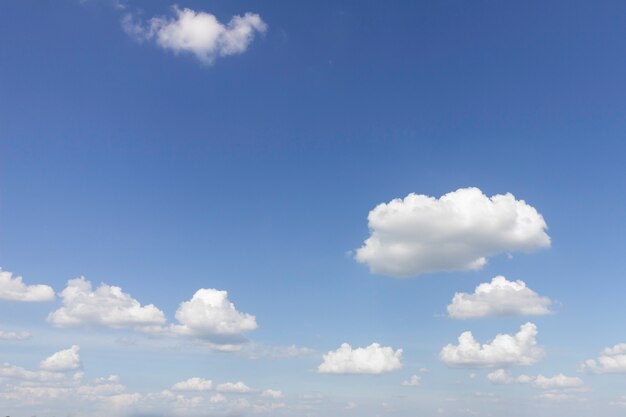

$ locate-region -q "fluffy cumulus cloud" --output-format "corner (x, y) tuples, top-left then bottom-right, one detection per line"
(447, 276), (553, 319)
(47, 277), (166, 330)
(487, 369), (584, 390)
(355, 188), (550, 277)
(172, 377), (214, 392)
(169, 289), (257, 344)
(318, 343), (403, 374)
(217, 382), (252, 393)
(0, 268), (55, 301)
(123, 6), (267, 64)
(581, 343), (626, 373)
(439, 323), (544, 368)
(40, 345), (81, 371)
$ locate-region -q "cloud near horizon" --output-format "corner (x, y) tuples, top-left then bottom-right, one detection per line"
(122, 6), (267, 65)
(447, 276), (553, 318)
(355, 187), (550, 277)
(439, 323), (544, 368)
(318, 342), (403, 374)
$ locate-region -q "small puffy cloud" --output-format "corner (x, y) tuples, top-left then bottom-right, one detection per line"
(172, 377), (214, 392)
(216, 381), (252, 393)
(318, 343), (403, 375)
(123, 6), (267, 65)
(0, 268), (55, 301)
(169, 289), (257, 344)
(581, 343), (626, 373)
(48, 277), (166, 330)
(40, 345), (81, 371)
(447, 276), (553, 319)
(0, 330), (30, 341)
(488, 369), (583, 389)
(439, 323), (543, 368)
(355, 188), (550, 277)
(401, 375), (421, 386)
(261, 389), (283, 399)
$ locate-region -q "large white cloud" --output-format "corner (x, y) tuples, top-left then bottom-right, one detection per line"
(48, 277), (166, 330)
(318, 343), (403, 375)
(487, 369), (584, 389)
(169, 289), (257, 344)
(447, 276), (553, 318)
(123, 6), (267, 64)
(439, 323), (544, 368)
(355, 188), (550, 277)
(172, 377), (214, 392)
(0, 268), (55, 301)
(40, 345), (82, 372)
(581, 343), (626, 373)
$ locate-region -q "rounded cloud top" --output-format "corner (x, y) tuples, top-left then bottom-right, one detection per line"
(355, 187), (550, 277)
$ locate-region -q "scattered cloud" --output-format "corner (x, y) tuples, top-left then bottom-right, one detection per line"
(168, 288), (257, 344)
(0, 330), (31, 341)
(0, 268), (55, 302)
(439, 323), (544, 368)
(355, 187), (550, 277)
(216, 381), (252, 393)
(122, 6), (267, 65)
(402, 375), (421, 386)
(40, 345), (81, 372)
(48, 277), (166, 330)
(318, 342), (403, 374)
(447, 276), (553, 319)
(487, 369), (584, 389)
(261, 389), (283, 399)
(172, 377), (214, 392)
(581, 343), (626, 373)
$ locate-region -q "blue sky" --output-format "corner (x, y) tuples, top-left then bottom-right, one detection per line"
(1, 1), (626, 416)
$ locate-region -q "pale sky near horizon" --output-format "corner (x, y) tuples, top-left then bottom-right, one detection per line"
(1, 1), (626, 416)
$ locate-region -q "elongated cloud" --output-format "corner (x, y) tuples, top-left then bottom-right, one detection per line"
(439, 323), (544, 368)
(169, 288), (257, 344)
(487, 369), (584, 390)
(0, 330), (31, 341)
(447, 276), (553, 318)
(0, 268), (55, 301)
(355, 188), (550, 277)
(318, 343), (403, 374)
(123, 6), (267, 64)
(48, 277), (166, 330)
(581, 343), (626, 373)
(40, 345), (81, 372)
(216, 381), (251, 393)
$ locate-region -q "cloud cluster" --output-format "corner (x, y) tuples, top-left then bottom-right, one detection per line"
(581, 343), (626, 373)
(487, 369), (584, 390)
(318, 343), (403, 374)
(439, 323), (544, 368)
(123, 6), (267, 64)
(355, 187), (550, 277)
(48, 278), (166, 330)
(447, 276), (553, 318)
(0, 268), (55, 302)
(169, 288), (257, 344)
(40, 345), (81, 372)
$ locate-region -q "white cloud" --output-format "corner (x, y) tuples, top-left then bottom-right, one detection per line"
(40, 345), (81, 372)
(169, 288), (257, 344)
(447, 276), (553, 319)
(216, 381), (252, 393)
(0, 330), (30, 341)
(261, 389), (283, 399)
(0, 268), (55, 301)
(487, 369), (584, 390)
(0, 364), (65, 382)
(48, 277), (166, 330)
(123, 6), (267, 64)
(172, 377), (214, 392)
(401, 375), (421, 386)
(318, 343), (403, 375)
(581, 343), (626, 373)
(439, 323), (544, 368)
(355, 188), (550, 277)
